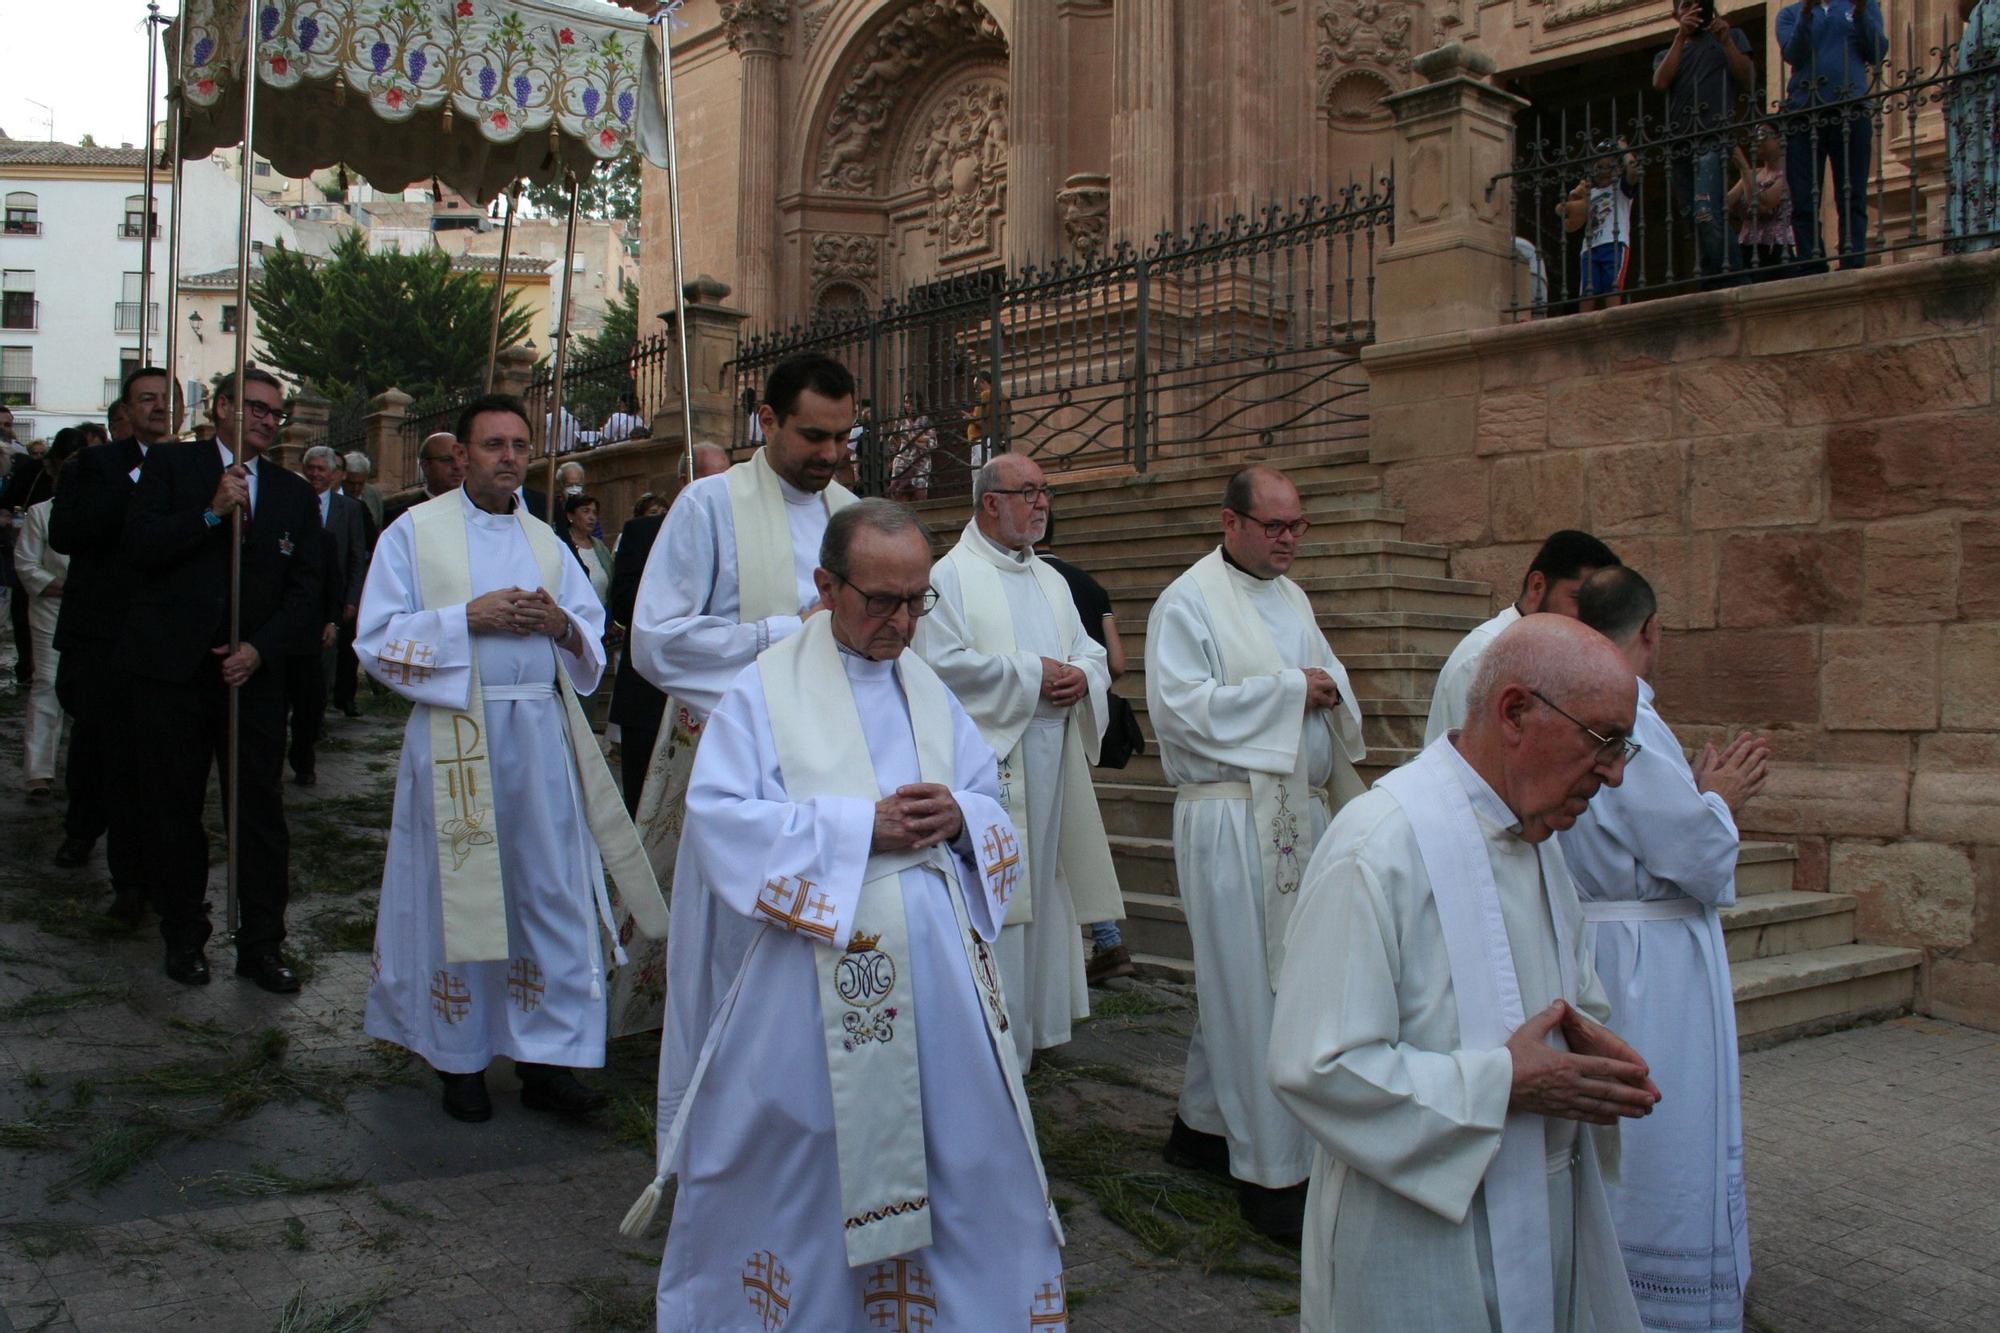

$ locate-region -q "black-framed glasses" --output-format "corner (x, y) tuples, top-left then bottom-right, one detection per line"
(987, 485), (1053, 503)
(834, 573), (940, 619)
(1530, 689), (1642, 765)
(1227, 509), (1310, 540)
(243, 400), (290, 425)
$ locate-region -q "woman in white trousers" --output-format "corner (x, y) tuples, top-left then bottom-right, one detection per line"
(12, 434), (74, 796)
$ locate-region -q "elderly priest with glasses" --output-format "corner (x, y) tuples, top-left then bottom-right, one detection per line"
(1269, 613), (1658, 1332)
(628, 497), (1066, 1329)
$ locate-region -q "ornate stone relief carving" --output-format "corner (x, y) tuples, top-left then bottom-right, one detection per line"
(1056, 173), (1110, 260)
(800, 4), (831, 49)
(816, 0), (1007, 193)
(810, 232), (881, 285)
(721, 0), (792, 56)
(1315, 0), (1426, 124)
(908, 81), (1008, 260)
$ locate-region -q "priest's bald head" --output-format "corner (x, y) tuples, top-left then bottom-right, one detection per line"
(814, 499), (938, 661)
(973, 453), (1050, 551)
(1456, 614), (1639, 843)
(1221, 466), (1308, 578)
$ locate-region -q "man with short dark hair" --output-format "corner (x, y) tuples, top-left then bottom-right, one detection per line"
(1424, 529), (1620, 744)
(121, 366), (321, 990)
(355, 393), (665, 1122)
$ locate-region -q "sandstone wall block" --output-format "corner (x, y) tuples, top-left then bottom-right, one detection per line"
(1827, 413), (2000, 519)
(1737, 761), (1909, 837)
(1942, 625), (2000, 731)
(1490, 452), (1588, 542)
(1832, 840), (1977, 949)
(1822, 626), (1940, 731)
(1689, 432), (1823, 530)
(1586, 442), (1686, 536)
(1789, 333), (1990, 427)
(1911, 733), (2000, 843)
(1475, 390), (1549, 455)
(1654, 627), (1820, 723)
(1718, 530), (1863, 628)
(1381, 457), (1489, 544)
(1862, 516), (1961, 625)
(1956, 516), (2000, 619)
(1548, 369), (1674, 447)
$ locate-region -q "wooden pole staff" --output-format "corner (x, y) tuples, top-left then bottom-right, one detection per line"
(651, 16), (698, 483)
(160, 2), (191, 432)
(138, 1), (163, 368)
(226, 9), (263, 939)
(483, 181), (521, 392)
(543, 173), (581, 524)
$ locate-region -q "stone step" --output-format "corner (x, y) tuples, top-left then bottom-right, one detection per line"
(1731, 944), (1921, 1047)
(1120, 692), (1432, 753)
(1054, 510), (1412, 562)
(1100, 743), (1416, 789)
(1085, 540), (1455, 589)
(1734, 841), (1799, 896)
(1106, 653), (1450, 714)
(1052, 476), (1381, 525)
(1104, 572), (1493, 620)
(1720, 890), (1859, 963)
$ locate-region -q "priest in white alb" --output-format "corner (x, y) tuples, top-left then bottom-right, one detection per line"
(618, 354), (858, 1044)
(1270, 614), (1659, 1333)
(1425, 529), (1621, 743)
(355, 394), (668, 1124)
(1143, 465), (1365, 1241)
(1567, 565), (1767, 1333)
(628, 499), (1066, 1330)
(916, 452), (1121, 1072)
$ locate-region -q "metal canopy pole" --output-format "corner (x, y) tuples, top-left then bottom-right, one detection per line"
(652, 17), (698, 483)
(483, 181), (522, 391)
(225, 12), (263, 940)
(138, 1), (164, 367)
(161, 3), (191, 430)
(544, 173), (582, 524)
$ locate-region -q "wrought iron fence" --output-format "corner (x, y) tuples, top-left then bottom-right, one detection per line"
(1498, 26), (1999, 316)
(727, 173), (1392, 494)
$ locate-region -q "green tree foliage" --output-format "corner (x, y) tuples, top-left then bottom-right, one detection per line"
(561, 277), (644, 430)
(523, 149), (641, 221)
(248, 230), (534, 405)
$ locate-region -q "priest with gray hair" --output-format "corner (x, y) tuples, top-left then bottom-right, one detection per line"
(1270, 613), (1657, 1332)
(632, 497), (1067, 1327)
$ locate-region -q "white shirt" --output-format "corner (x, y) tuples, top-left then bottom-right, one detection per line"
(217, 442), (259, 516)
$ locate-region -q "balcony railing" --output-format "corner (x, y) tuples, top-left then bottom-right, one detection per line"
(1, 300), (37, 331)
(0, 377), (35, 406)
(103, 377), (125, 407)
(2, 220), (41, 237)
(114, 302), (161, 334)
(117, 221), (161, 240)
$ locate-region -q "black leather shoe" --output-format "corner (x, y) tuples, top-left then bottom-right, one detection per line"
(338, 702), (361, 718)
(291, 770), (317, 788)
(235, 951), (302, 994)
(438, 1070), (493, 1123)
(164, 949), (211, 986)
(106, 892), (147, 929)
(518, 1065), (611, 1117)
(1237, 1181), (1307, 1245)
(52, 837), (93, 868)
(1163, 1115), (1232, 1179)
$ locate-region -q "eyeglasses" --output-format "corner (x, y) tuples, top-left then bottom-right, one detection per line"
(241, 400), (290, 425)
(987, 485), (1052, 503)
(1227, 509), (1311, 540)
(1530, 690), (1642, 765)
(834, 573), (940, 619)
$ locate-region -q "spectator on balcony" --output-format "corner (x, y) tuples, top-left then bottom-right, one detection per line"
(340, 451), (385, 532)
(887, 390), (938, 502)
(547, 404), (582, 454)
(1730, 127), (1797, 277)
(602, 392), (647, 443)
(1776, 0), (1888, 273)
(1561, 141), (1640, 311)
(1947, 0), (2000, 252)
(1653, 0), (1755, 286)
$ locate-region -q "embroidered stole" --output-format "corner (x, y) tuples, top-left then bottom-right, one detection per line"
(409, 493), (668, 963)
(941, 524), (1123, 929)
(1186, 548), (1359, 986)
(1377, 739), (1640, 1333)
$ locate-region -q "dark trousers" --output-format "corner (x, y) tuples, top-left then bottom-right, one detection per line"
(333, 620), (361, 709)
(54, 646), (141, 891)
(1786, 110), (1872, 275)
(619, 723), (658, 821)
(285, 647), (330, 778)
(133, 660), (290, 956)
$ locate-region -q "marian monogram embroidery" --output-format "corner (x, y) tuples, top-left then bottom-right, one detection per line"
(862, 1258), (938, 1332)
(1030, 1276), (1069, 1328)
(837, 931), (900, 1051)
(757, 875), (840, 942)
(1270, 781), (1304, 895)
(982, 824), (1022, 904)
(741, 1250), (792, 1329)
(429, 969), (471, 1024)
(436, 713), (496, 871)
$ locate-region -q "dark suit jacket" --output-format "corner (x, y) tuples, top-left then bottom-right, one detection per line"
(49, 438), (148, 653)
(120, 442), (323, 683)
(607, 511), (667, 732)
(321, 489), (370, 613)
(0, 452), (53, 510)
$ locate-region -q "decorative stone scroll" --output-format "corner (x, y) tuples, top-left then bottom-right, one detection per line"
(1056, 173), (1110, 259)
(907, 81), (1008, 260)
(1315, 0), (1428, 125)
(816, 0), (1007, 193)
(810, 233), (881, 285)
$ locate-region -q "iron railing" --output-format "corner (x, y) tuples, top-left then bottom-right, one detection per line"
(727, 174), (1392, 494)
(113, 302), (161, 334)
(0, 377), (35, 406)
(1498, 29), (1998, 314)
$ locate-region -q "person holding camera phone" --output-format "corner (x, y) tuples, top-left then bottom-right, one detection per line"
(1654, 0), (1756, 287)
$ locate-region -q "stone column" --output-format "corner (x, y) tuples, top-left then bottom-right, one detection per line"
(1373, 45), (1526, 345)
(276, 390), (328, 472)
(723, 1), (790, 323)
(363, 387), (413, 493)
(493, 343), (539, 400)
(1007, 0), (1066, 265)
(1110, 1), (1176, 245)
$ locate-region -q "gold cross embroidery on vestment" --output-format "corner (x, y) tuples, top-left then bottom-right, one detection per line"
(756, 875), (839, 942)
(376, 638), (436, 685)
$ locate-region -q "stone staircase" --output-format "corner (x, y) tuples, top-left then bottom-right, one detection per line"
(917, 450), (1922, 1047)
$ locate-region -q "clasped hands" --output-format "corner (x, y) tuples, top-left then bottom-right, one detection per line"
(467, 587), (571, 640)
(1302, 667), (1342, 714)
(1039, 656), (1088, 708)
(871, 783), (964, 853)
(1506, 999), (1661, 1125)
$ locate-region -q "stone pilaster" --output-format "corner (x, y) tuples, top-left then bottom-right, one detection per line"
(1110, 1), (1176, 246)
(363, 388), (413, 493)
(1007, 0), (1066, 265)
(723, 0), (790, 323)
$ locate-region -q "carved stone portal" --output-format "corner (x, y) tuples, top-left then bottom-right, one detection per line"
(908, 82), (1009, 261)
(810, 233), (881, 286)
(1056, 173), (1111, 260)
(816, 0), (1008, 193)
(1316, 0), (1426, 124)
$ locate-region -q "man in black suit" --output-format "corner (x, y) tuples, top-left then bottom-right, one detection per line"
(286, 445), (370, 785)
(122, 368), (321, 991)
(47, 371), (174, 921)
(607, 507), (669, 816)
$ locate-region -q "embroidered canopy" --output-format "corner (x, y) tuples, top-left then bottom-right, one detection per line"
(174, 0), (667, 203)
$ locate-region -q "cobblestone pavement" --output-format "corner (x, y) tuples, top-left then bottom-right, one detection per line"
(0, 671), (1994, 1331)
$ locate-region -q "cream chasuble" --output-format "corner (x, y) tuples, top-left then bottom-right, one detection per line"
(613, 449), (855, 1039)
(1270, 738), (1641, 1333)
(636, 617), (1065, 1331)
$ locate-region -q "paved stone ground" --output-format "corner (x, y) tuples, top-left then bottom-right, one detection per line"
(0, 643), (1994, 1332)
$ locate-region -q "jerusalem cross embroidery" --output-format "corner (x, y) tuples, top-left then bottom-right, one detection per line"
(837, 931), (900, 1051)
(1269, 782), (1304, 895)
(741, 1249), (792, 1330)
(1029, 1277), (1069, 1328)
(982, 824), (1022, 904)
(430, 969), (471, 1024)
(507, 957), (545, 1014)
(756, 875), (839, 942)
(376, 638), (436, 685)
(861, 1258), (937, 1332)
